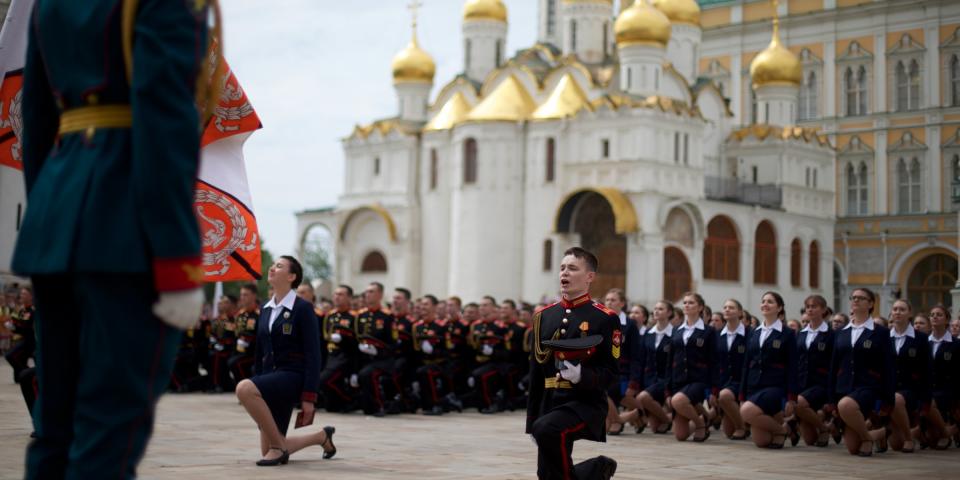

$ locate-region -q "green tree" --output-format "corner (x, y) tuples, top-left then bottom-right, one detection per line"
(301, 229), (333, 283)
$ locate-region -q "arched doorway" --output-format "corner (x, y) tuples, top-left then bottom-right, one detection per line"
(906, 254), (957, 312)
(664, 247), (691, 302)
(556, 189), (635, 298)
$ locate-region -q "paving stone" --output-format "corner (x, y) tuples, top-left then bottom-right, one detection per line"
(1, 363), (958, 479)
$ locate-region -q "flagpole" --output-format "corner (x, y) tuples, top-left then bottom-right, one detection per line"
(212, 281), (223, 317)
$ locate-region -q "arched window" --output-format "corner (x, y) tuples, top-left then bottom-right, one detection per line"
(750, 87), (758, 124)
(570, 20), (577, 52)
(809, 240), (820, 289)
(908, 59), (920, 110)
(790, 238), (802, 287)
(704, 216), (740, 281)
(361, 251), (388, 273)
(495, 40), (502, 67)
(799, 71), (817, 120)
(546, 0), (557, 36)
(429, 148), (438, 190)
(897, 157), (922, 213)
(465, 39), (472, 71)
(856, 66), (868, 114)
(545, 137), (556, 182)
(754, 221), (777, 285)
(543, 239), (553, 271)
(895, 61), (908, 111)
(846, 162), (869, 216)
(846, 66), (867, 116)
(373, 157), (380, 176)
(951, 54), (960, 106)
(664, 247), (692, 302)
(602, 21), (609, 57)
(844, 67), (855, 115)
(463, 138), (477, 184)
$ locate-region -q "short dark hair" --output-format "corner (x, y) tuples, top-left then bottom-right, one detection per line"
(465, 302), (479, 309)
(369, 281), (384, 293)
(395, 287), (412, 300)
(448, 296), (462, 307)
(605, 288), (626, 304)
(563, 247), (598, 272)
(423, 294), (439, 305)
(223, 294), (238, 305)
(501, 299), (516, 309)
(337, 284), (354, 297)
(482, 295), (497, 305)
(280, 255), (304, 288)
(521, 302), (534, 313)
(240, 283), (258, 296)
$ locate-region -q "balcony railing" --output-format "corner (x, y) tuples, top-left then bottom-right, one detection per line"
(705, 176), (782, 209)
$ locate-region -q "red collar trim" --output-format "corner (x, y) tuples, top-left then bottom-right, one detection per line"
(560, 293), (591, 309)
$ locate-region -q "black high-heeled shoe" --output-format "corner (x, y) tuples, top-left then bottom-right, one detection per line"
(787, 420), (800, 447)
(607, 422), (625, 436)
(322, 426), (337, 459)
(767, 431), (787, 449)
(692, 424), (710, 443)
(256, 447), (289, 466)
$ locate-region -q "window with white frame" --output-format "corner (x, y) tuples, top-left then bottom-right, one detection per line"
(838, 41), (871, 117)
(845, 161), (869, 216)
(896, 157), (922, 214)
(888, 34), (924, 112)
(799, 71), (818, 120)
(951, 54), (960, 107)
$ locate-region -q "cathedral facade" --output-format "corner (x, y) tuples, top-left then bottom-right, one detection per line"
(297, 0), (960, 315)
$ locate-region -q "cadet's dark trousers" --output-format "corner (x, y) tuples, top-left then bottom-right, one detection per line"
(25, 274), (180, 480)
(471, 362), (502, 408)
(18, 367), (37, 416)
(5, 338), (35, 382)
(531, 408), (611, 480)
(318, 353), (354, 411)
(358, 358), (394, 413)
(228, 352), (256, 383)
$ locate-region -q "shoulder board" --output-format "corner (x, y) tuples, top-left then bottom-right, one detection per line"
(381, 307), (393, 315)
(357, 308), (370, 314)
(413, 320), (424, 327)
(535, 302), (559, 314)
(470, 319), (485, 327)
(592, 302), (618, 317)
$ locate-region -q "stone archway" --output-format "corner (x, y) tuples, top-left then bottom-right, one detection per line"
(906, 253), (958, 312)
(555, 189), (637, 298)
(664, 247), (692, 302)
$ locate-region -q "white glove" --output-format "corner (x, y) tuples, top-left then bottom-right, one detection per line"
(331, 332), (342, 343)
(559, 360), (582, 384)
(359, 343), (378, 356)
(4, 321), (13, 330)
(237, 339), (250, 349)
(349, 374), (359, 388)
(421, 340), (434, 355)
(209, 336), (217, 344)
(214, 343), (224, 352)
(152, 288), (204, 330)
(481, 344), (494, 356)
(467, 377), (476, 388)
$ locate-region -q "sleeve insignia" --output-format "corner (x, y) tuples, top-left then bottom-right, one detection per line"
(612, 329), (622, 359)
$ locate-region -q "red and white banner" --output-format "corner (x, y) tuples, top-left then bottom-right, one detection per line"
(196, 59), (263, 282)
(0, 0), (30, 171)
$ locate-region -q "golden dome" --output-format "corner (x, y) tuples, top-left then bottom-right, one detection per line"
(466, 75), (537, 122)
(391, 36), (436, 84)
(749, 20), (801, 88)
(463, 0), (507, 23)
(652, 0), (700, 26)
(425, 92), (472, 131)
(614, 0), (671, 48)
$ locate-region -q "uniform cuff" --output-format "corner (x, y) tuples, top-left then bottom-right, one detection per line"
(788, 393), (798, 402)
(153, 256), (204, 292)
(301, 392), (317, 403)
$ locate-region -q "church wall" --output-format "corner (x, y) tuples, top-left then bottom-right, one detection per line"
(419, 133), (455, 297)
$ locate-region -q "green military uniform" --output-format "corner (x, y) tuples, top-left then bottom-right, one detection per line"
(12, 1), (211, 477)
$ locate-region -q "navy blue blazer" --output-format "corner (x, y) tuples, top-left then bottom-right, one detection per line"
(667, 324), (717, 393)
(254, 295), (321, 402)
(797, 327), (834, 391)
(740, 325), (799, 401)
(619, 322), (643, 380)
(634, 327), (671, 389)
(714, 325), (750, 392)
(930, 336), (957, 399)
(828, 322), (895, 407)
(891, 329), (930, 409)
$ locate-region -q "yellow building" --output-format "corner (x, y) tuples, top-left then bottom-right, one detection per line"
(699, 0), (960, 314)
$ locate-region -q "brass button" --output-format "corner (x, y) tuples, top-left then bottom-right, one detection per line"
(560, 329), (566, 335)
(562, 318), (568, 324)
(84, 126), (95, 141)
(565, 309), (571, 314)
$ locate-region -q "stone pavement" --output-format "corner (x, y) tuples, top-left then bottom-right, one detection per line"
(1, 362), (958, 479)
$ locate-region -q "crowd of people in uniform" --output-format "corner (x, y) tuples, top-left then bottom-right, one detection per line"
(155, 266), (960, 459)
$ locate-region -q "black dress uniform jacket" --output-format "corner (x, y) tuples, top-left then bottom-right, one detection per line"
(797, 326), (834, 392)
(714, 324), (750, 393)
(828, 320), (896, 407)
(667, 321), (717, 395)
(526, 295), (621, 442)
(740, 323), (799, 401)
(891, 328), (931, 411)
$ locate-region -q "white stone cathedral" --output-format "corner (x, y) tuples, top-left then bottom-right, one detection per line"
(297, 0), (836, 311)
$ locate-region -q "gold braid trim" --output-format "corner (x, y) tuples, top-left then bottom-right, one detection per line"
(532, 311), (558, 365)
(121, 0), (225, 127)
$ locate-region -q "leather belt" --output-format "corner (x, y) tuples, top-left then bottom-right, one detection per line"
(544, 377), (573, 389)
(58, 105), (132, 136)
